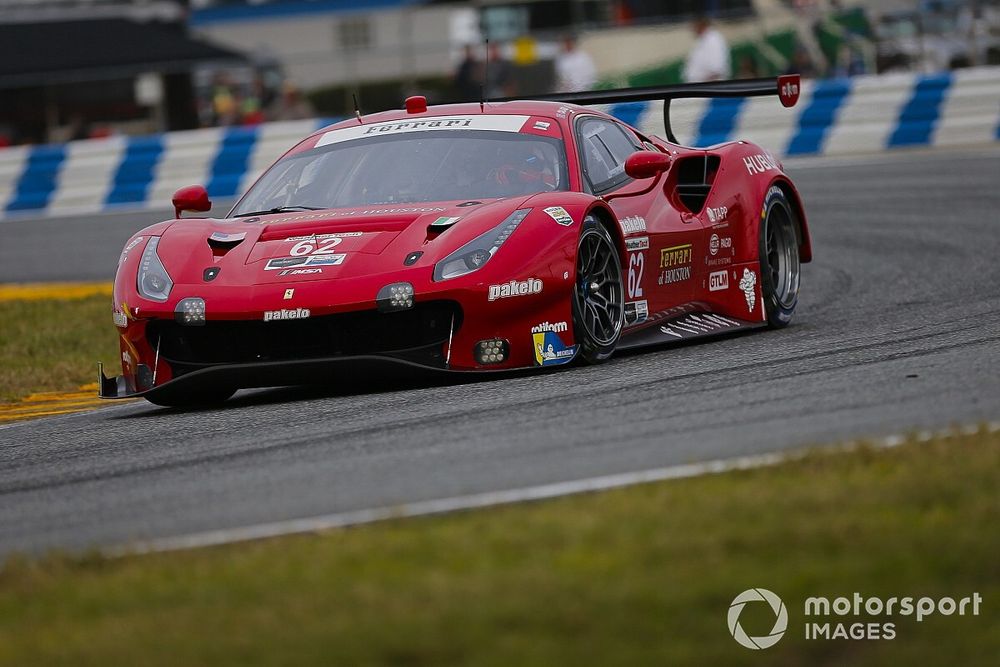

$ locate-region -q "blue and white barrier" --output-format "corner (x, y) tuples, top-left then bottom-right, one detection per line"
(1, 67), (998, 220)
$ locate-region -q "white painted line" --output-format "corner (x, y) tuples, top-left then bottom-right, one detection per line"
(110, 419), (1000, 557)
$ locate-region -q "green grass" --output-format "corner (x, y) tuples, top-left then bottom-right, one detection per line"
(0, 295), (120, 402)
(1, 430), (996, 666)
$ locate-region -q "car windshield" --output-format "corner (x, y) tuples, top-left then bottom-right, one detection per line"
(231, 129), (569, 215)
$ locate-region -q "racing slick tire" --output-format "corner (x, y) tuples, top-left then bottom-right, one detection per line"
(758, 186), (801, 329)
(572, 215), (625, 364)
(144, 385), (236, 408)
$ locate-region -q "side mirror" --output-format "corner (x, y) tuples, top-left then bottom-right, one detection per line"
(624, 150), (672, 180)
(172, 185), (211, 219)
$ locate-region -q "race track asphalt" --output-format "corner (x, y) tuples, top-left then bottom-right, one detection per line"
(1, 147), (999, 555)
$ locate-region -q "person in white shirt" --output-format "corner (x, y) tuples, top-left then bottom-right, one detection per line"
(554, 34), (597, 92)
(683, 15), (731, 82)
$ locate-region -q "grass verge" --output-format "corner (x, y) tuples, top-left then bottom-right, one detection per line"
(1, 429), (997, 666)
(0, 295), (119, 402)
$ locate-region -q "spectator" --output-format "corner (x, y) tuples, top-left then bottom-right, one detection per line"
(267, 82), (315, 121)
(554, 34), (597, 92)
(486, 42), (515, 98)
(683, 14), (731, 82)
(211, 74), (238, 126)
(785, 46), (818, 78)
(832, 41), (866, 77)
(453, 44), (483, 102)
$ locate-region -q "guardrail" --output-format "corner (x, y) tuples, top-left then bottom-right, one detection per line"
(1, 67), (998, 220)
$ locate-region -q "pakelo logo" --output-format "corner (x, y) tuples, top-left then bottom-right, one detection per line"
(531, 321), (568, 334)
(728, 588), (788, 650)
(709, 270), (729, 291)
(263, 307), (310, 322)
(489, 278), (543, 301)
(619, 215), (647, 234)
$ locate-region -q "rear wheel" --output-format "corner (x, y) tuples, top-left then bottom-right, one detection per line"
(572, 215), (624, 364)
(758, 186), (801, 328)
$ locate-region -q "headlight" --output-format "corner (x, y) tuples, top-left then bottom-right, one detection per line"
(433, 208), (531, 281)
(137, 237), (173, 302)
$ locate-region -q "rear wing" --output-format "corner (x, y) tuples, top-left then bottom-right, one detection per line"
(499, 74), (801, 144)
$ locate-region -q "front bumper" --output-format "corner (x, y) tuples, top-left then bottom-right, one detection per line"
(98, 354), (467, 401)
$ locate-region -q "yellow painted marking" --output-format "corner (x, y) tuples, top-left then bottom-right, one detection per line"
(0, 282), (114, 302)
(0, 383), (135, 423)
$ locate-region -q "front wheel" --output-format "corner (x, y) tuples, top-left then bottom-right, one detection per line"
(572, 215), (625, 364)
(758, 186), (801, 328)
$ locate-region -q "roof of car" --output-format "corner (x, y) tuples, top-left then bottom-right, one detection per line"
(312, 99), (607, 139)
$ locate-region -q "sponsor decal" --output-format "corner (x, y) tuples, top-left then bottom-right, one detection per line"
(707, 257), (732, 267)
(744, 152), (779, 175)
(316, 115), (530, 147)
(624, 299), (648, 326)
(709, 270), (729, 291)
(778, 74), (801, 107)
(625, 236), (649, 252)
(556, 106), (570, 118)
(285, 232), (363, 242)
(244, 208), (446, 225)
(263, 307), (310, 322)
(112, 307), (129, 328)
(283, 289), (294, 300)
(739, 267), (757, 312)
(542, 206), (573, 226)
(659, 267), (692, 285)
(533, 120), (551, 130)
(265, 254), (345, 270)
(278, 268), (323, 277)
(659, 243), (692, 268)
(659, 313), (741, 339)
(429, 216), (462, 229)
(531, 321), (568, 334)
(709, 234), (732, 256)
(532, 330), (576, 366)
(706, 206), (728, 224)
(488, 278), (542, 301)
(619, 215), (646, 234)
(658, 243), (692, 286)
(119, 236), (145, 264)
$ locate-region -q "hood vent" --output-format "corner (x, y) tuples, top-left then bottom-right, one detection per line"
(207, 231), (247, 257)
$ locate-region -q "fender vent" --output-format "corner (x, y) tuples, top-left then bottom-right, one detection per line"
(673, 155), (720, 215)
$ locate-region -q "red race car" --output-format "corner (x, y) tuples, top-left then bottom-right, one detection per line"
(100, 76), (811, 406)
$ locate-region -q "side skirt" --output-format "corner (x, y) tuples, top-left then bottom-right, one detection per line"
(617, 311), (765, 351)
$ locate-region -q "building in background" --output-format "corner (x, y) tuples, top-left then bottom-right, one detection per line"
(0, 0), (245, 145)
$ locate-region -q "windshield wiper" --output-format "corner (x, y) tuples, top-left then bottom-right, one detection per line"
(234, 205), (324, 217)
